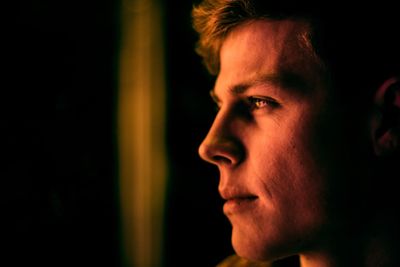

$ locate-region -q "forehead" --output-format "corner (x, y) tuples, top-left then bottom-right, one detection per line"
(217, 19), (322, 92)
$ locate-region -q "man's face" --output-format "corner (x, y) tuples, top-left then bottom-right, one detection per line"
(198, 20), (364, 261)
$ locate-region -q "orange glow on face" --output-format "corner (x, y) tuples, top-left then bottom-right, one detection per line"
(198, 20), (358, 262)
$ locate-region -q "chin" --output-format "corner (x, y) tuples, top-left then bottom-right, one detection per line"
(231, 227), (269, 261)
(231, 225), (294, 263)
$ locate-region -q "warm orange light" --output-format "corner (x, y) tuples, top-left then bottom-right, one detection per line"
(119, 0), (166, 266)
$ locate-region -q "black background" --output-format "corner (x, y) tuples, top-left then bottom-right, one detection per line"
(6, 0), (233, 266)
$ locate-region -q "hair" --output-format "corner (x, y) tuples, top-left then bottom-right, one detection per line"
(192, 0), (317, 75)
(192, 0), (399, 100)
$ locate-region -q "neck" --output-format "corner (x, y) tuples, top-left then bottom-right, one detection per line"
(298, 220), (400, 267)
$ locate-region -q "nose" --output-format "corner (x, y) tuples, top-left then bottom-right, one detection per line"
(198, 112), (244, 167)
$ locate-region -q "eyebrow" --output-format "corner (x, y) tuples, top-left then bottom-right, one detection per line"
(211, 72), (310, 102)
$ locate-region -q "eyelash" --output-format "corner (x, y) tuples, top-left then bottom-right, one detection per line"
(247, 96), (280, 110)
(212, 96), (280, 114)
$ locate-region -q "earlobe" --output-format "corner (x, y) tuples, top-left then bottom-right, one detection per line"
(371, 77), (400, 156)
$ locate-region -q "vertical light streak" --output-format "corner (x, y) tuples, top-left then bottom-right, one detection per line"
(119, 0), (166, 266)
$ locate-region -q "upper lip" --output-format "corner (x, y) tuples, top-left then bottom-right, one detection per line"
(219, 189), (258, 201)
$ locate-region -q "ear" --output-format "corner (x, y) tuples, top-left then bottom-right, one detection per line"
(371, 77), (400, 156)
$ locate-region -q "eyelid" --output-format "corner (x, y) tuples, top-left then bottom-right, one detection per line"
(209, 89), (281, 113)
(247, 96), (280, 109)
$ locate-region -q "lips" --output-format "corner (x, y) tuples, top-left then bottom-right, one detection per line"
(220, 190), (259, 215)
(228, 195), (258, 201)
(219, 189), (258, 201)
(224, 195), (258, 204)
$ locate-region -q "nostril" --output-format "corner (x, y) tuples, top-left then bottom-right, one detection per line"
(212, 155), (232, 165)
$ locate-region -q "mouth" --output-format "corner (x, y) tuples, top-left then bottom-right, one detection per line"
(225, 195), (258, 201)
(220, 188), (258, 200)
(225, 195), (258, 205)
(222, 194), (259, 215)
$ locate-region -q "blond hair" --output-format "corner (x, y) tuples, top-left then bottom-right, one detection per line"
(192, 0), (319, 75)
(192, 0), (258, 75)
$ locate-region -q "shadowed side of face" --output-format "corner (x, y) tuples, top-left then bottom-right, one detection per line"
(198, 19), (368, 261)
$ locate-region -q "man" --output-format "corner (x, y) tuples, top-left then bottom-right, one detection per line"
(193, 0), (400, 266)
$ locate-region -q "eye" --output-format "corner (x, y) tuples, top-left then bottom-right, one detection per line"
(247, 96), (280, 110)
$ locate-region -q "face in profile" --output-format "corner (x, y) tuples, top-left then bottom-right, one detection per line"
(198, 19), (367, 261)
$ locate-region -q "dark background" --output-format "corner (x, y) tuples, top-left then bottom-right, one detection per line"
(6, 0), (233, 266)
(6, 0), (120, 266)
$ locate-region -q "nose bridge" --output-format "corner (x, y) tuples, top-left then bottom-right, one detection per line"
(206, 108), (235, 143)
(199, 107), (244, 166)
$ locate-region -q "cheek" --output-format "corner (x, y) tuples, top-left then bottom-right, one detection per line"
(253, 120), (330, 224)
(269, 149), (330, 250)
(232, 125), (331, 259)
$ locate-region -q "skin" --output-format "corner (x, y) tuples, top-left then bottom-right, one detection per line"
(198, 19), (373, 266)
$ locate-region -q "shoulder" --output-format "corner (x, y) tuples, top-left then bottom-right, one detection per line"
(216, 255), (272, 267)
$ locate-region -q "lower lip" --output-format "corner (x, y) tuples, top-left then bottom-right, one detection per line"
(223, 197), (258, 215)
